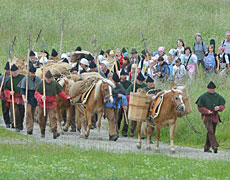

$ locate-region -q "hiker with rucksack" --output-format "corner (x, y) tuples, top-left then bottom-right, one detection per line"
(217, 46), (230, 75)
(204, 45), (219, 75)
(220, 32), (230, 60)
(193, 33), (208, 69)
(181, 47), (199, 79)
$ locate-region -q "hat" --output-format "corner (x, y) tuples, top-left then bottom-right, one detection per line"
(45, 70), (53, 78)
(67, 52), (72, 57)
(41, 50), (49, 59)
(29, 64), (36, 73)
(89, 62), (97, 68)
(158, 47), (165, 52)
(207, 81), (216, 89)
(123, 52), (129, 57)
(29, 50), (36, 56)
(100, 50), (105, 55)
(70, 66), (78, 73)
(146, 76), (154, 83)
(152, 52), (158, 56)
(51, 49), (58, 57)
(101, 60), (109, 68)
(75, 46), (82, 51)
(122, 47), (127, 53)
(137, 72), (145, 81)
(175, 58), (181, 62)
(110, 50), (114, 56)
(195, 33), (202, 39)
(80, 58), (89, 66)
(131, 48), (138, 54)
(98, 55), (104, 63)
(39, 56), (48, 64)
(4, 62), (10, 70)
(112, 72), (120, 82)
(87, 53), (94, 61)
(120, 69), (128, 76)
(169, 49), (177, 55)
(11, 64), (18, 71)
(61, 53), (68, 59)
(62, 58), (69, 63)
(141, 49), (147, 56)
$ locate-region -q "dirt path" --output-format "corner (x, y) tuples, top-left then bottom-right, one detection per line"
(1, 118), (229, 161)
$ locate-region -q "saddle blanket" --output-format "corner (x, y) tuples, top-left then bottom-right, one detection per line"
(151, 94), (164, 119)
(81, 83), (96, 104)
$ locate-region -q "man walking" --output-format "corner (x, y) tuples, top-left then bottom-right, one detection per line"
(196, 81), (225, 153)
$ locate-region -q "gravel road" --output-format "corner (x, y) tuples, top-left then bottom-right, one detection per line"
(1, 118), (229, 161)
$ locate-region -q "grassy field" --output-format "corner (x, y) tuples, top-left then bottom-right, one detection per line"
(0, 127), (230, 180)
(0, 0), (230, 151)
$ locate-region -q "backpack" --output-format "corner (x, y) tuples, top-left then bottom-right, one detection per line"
(218, 53), (226, 63)
(193, 41), (205, 54)
(204, 54), (216, 69)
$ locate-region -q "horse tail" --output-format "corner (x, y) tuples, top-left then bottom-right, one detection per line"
(94, 79), (103, 100)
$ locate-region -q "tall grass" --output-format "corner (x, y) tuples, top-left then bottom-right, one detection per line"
(0, 0), (230, 148)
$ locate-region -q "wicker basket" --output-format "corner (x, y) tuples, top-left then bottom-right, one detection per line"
(128, 91), (152, 121)
(174, 85), (192, 117)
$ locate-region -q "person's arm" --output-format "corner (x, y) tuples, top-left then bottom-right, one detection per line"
(58, 91), (70, 100)
(215, 55), (220, 72)
(198, 107), (212, 115)
(203, 42), (208, 54)
(225, 55), (230, 72)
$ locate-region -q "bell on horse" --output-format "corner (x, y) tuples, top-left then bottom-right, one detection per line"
(136, 88), (186, 153)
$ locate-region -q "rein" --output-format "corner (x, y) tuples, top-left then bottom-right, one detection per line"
(182, 113), (202, 135)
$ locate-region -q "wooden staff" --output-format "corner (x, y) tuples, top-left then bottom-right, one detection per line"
(133, 63), (138, 93)
(32, 29), (42, 51)
(0, 72), (6, 93)
(25, 31), (31, 120)
(41, 37), (46, 116)
(8, 41), (16, 127)
(59, 17), (64, 58)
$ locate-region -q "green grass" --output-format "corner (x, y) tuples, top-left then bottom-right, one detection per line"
(1, 0), (230, 150)
(0, 142), (230, 180)
(0, 127), (31, 140)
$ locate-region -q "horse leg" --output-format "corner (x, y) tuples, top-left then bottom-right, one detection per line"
(97, 111), (103, 140)
(63, 106), (71, 132)
(146, 124), (154, 150)
(56, 108), (64, 134)
(136, 120), (142, 149)
(85, 112), (92, 138)
(169, 123), (176, 153)
(156, 125), (160, 152)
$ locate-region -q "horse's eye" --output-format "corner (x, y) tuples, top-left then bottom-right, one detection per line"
(175, 97), (178, 100)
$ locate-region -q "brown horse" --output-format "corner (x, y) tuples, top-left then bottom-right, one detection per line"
(136, 89), (185, 153)
(56, 77), (76, 134)
(75, 78), (115, 139)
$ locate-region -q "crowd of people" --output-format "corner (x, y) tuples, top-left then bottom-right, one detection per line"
(0, 32), (229, 152)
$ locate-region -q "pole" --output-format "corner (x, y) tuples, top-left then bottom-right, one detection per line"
(141, 32), (149, 60)
(0, 72), (6, 93)
(32, 29), (42, 51)
(59, 17), (64, 58)
(8, 41), (16, 127)
(41, 37), (46, 116)
(25, 31), (31, 121)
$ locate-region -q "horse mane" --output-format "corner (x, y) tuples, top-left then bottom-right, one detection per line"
(94, 79), (103, 99)
(102, 78), (115, 88)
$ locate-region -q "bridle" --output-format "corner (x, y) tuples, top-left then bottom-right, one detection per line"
(171, 92), (185, 112)
(101, 82), (112, 102)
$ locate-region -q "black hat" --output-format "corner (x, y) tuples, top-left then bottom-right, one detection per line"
(62, 58), (69, 63)
(141, 49), (146, 56)
(75, 46), (82, 51)
(70, 66), (78, 73)
(131, 48), (137, 54)
(122, 47), (127, 53)
(207, 81), (216, 89)
(87, 53), (94, 61)
(89, 62), (97, 68)
(11, 64), (18, 71)
(45, 70), (53, 78)
(29, 64), (36, 73)
(112, 72), (120, 83)
(51, 49), (58, 57)
(29, 50), (36, 56)
(100, 50), (105, 55)
(120, 69), (128, 76)
(4, 62), (10, 70)
(146, 76), (154, 83)
(137, 72), (145, 81)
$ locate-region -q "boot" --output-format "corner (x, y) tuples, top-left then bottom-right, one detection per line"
(41, 129), (45, 138)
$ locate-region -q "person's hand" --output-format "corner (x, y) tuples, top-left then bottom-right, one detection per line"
(23, 98), (28, 103)
(10, 91), (14, 95)
(207, 110), (213, 114)
(175, 69), (179, 73)
(42, 95), (46, 101)
(118, 94), (122, 98)
(214, 106), (220, 111)
(216, 69), (219, 73)
(123, 106), (128, 111)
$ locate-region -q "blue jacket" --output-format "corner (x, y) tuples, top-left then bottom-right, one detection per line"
(105, 95), (128, 109)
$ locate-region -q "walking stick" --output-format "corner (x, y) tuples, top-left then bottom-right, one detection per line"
(133, 63), (138, 93)
(41, 37), (47, 116)
(0, 72), (6, 93)
(59, 17), (64, 58)
(32, 29), (42, 51)
(25, 31), (31, 121)
(8, 41), (16, 127)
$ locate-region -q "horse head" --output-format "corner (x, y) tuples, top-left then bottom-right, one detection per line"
(58, 77), (70, 94)
(171, 89), (185, 113)
(99, 79), (115, 104)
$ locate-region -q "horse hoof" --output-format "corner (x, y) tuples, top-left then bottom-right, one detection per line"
(63, 128), (68, 132)
(84, 135), (88, 139)
(136, 143), (141, 149)
(146, 147), (151, 151)
(155, 149), (160, 153)
(170, 149), (176, 154)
